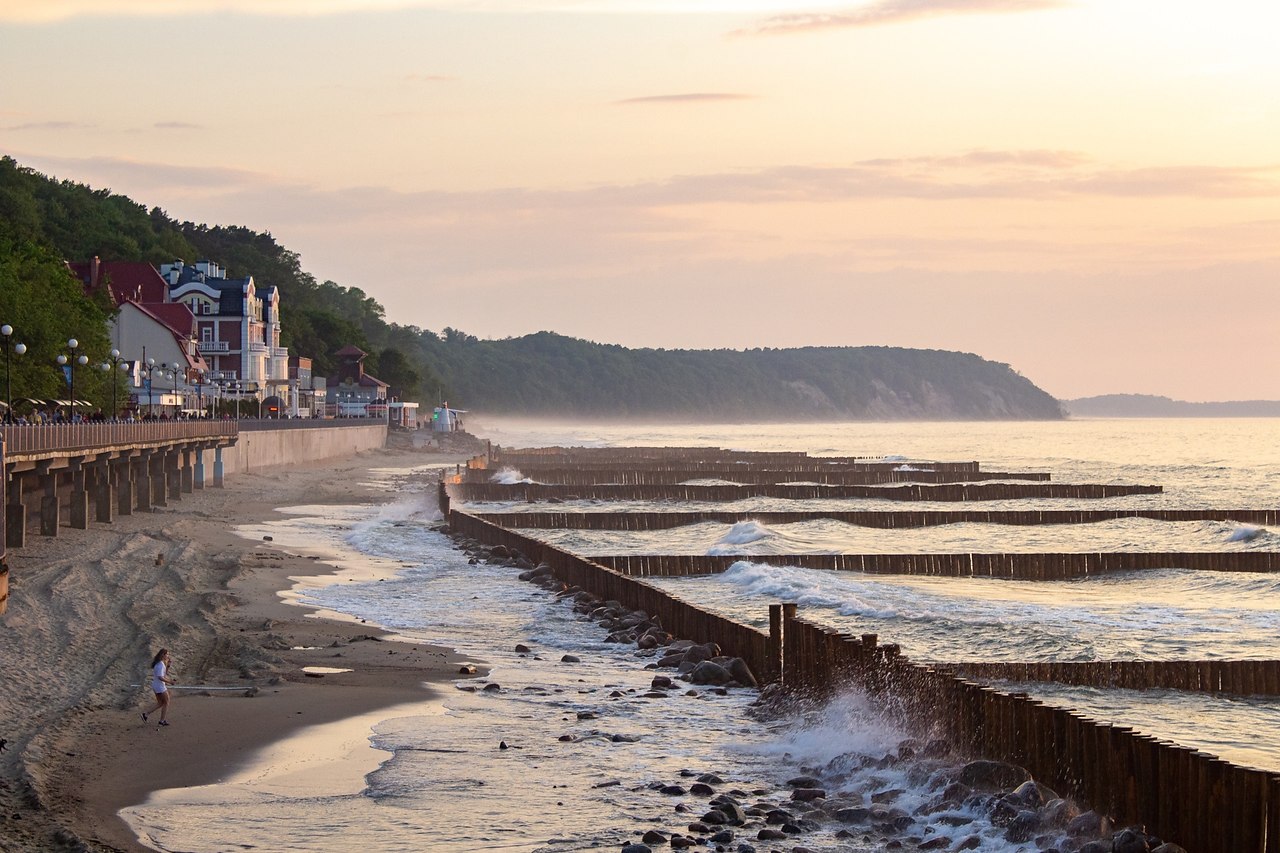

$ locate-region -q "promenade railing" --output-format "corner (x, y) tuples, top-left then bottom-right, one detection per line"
(0, 421), (238, 456)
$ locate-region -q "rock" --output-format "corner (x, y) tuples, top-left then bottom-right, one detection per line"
(921, 738), (950, 759)
(790, 788), (826, 802)
(688, 660), (733, 686)
(871, 788), (905, 804)
(709, 829), (733, 843)
(698, 773), (725, 784)
(1151, 845), (1188, 853)
(1041, 798), (1079, 828)
(723, 657), (757, 687)
(690, 782), (715, 796)
(1004, 809), (1040, 843)
(953, 836), (982, 851)
(1077, 842), (1110, 853)
(482, 683), (501, 692)
(561, 654), (581, 663)
(682, 643), (722, 666)
(957, 760), (1031, 792)
(700, 810), (728, 825)
(620, 845), (652, 853)
(661, 785), (687, 796)
(458, 664), (477, 674)
(641, 830), (668, 844)
(787, 775), (823, 788)
(764, 809), (794, 825)
(756, 828), (787, 841)
(1113, 828), (1151, 853)
(670, 837), (695, 849)
(514, 644), (531, 653)
(1066, 810), (1110, 839)
(833, 807), (869, 823)
(918, 837), (950, 850)
(651, 675), (675, 690)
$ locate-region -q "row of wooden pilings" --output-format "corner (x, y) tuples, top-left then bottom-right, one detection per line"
(939, 660), (1280, 697)
(590, 551), (1280, 578)
(445, 503), (1279, 853)
(450, 481), (1163, 502)
(465, 467), (1050, 486)
(473, 508), (1280, 529)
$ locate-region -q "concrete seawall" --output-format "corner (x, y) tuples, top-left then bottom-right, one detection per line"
(210, 423), (388, 476)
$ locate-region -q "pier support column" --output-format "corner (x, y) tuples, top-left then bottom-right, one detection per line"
(167, 452), (182, 501)
(94, 462), (114, 524)
(213, 446), (225, 488)
(136, 454), (153, 511)
(5, 476), (25, 549)
(69, 463), (89, 530)
(150, 453), (167, 508)
(116, 460), (134, 516)
(180, 450), (194, 494)
(193, 448), (206, 490)
(39, 473), (60, 537)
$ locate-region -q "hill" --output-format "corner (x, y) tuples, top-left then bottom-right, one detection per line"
(1064, 394), (1280, 418)
(0, 156), (1062, 420)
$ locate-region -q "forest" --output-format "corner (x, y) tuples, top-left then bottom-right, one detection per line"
(0, 156), (1063, 420)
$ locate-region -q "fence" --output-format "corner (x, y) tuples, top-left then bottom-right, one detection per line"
(447, 502), (1280, 853)
(462, 467), (1049, 486)
(938, 660), (1280, 696)
(590, 551), (1280, 579)
(0, 421), (237, 456)
(450, 481), (1162, 503)
(472, 507), (1280, 530)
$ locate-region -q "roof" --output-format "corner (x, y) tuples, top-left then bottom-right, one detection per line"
(68, 259), (169, 306)
(335, 345), (368, 358)
(328, 373), (389, 389)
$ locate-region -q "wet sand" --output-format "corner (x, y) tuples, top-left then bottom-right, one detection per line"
(0, 445), (479, 853)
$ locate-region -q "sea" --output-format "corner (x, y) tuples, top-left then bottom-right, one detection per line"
(123, 418), (1280, 853)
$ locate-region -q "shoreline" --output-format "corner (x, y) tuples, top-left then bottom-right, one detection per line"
(0, 446), (481, 853)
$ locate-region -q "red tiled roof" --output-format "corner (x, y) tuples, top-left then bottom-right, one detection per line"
(68, 259), (169, 306)
(335, 344), (368, 357)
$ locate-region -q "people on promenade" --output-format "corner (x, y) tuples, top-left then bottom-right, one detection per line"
(141, 648), (176, 726)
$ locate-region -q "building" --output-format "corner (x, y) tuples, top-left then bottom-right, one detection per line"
(69, 259), (208, 414)
(161, 259), (290, 408)
(287, 355), (327, 417)
(327, 345), (388, 417)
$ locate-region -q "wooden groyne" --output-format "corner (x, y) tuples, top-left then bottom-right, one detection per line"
(446, 506), (1280, 853)
(472, 507), (1280, 530)
(450, 481), (1162, 503)
(590, 551), (1280, 578)
(465, 467), (1049, 485)
(444, 444), (1280, 852)
(937, 660), (1280, 697)
(777, 611), (1280, 853)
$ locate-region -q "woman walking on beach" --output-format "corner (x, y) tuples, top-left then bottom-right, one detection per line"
(142, 649), (175, 726)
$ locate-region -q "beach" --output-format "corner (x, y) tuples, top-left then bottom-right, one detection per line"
(0, 444), (477, 853)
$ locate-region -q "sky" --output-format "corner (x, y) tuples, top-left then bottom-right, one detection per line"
(2, 0), (1278, 402)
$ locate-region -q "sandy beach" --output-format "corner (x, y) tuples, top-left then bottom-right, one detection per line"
(0, 443), (479, 853)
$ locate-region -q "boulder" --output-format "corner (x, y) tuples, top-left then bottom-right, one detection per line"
(957, 760), (1032, 792)
(688, 660), (733, 686)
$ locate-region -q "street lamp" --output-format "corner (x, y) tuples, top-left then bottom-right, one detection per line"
(56, 338), (89, 422)
(144, 356), (157, 417)
(170, 362), (181, 417)
(99, 349), (129, 419)
(1, 324), (26, 422)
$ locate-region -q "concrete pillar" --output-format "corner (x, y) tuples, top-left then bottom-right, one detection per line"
(167, 452), (182, 501)
(180, 450), (194, 494)
(94, 464), (114, 524)
(40, 474), (59, 537)
(136, 456), (153, 511)
(193, 448), (206, 490)
(69, 465), (88, 530)
(213, 446), (225, 488)
(5, 475), (25, 549)
(117, 463), (134, 516)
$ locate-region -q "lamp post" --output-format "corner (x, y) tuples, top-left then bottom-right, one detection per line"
(1, 324), (26, 422)
(99, 349), (129, 419)
(170, 362), (181, 417)
(196, 370), (206, 417)
(56, 338), (89, 422)
(143, 356), (157, 417)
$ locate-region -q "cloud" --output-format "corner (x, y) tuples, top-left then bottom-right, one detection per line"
(2, 120), (95, 132)
(404, 73), (457, 83)
(153, 121), (203, 130)
(614, 93), (757, 106)
(12, 153), (269, 193)
(738, 0), (1068, 36)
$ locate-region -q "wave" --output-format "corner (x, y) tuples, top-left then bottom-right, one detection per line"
(1226, 523), (1269, 543)
(490, 467), (534, 485)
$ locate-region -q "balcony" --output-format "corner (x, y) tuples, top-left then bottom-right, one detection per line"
(247, 342), (267, 353)
(198, 340), (230, 353)
(270, 346), (289, 359)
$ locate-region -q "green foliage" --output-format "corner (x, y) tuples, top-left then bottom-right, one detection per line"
(0, 226), (117, 411)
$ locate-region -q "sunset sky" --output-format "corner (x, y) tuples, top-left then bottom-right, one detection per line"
(3, 0), (1278, 401)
